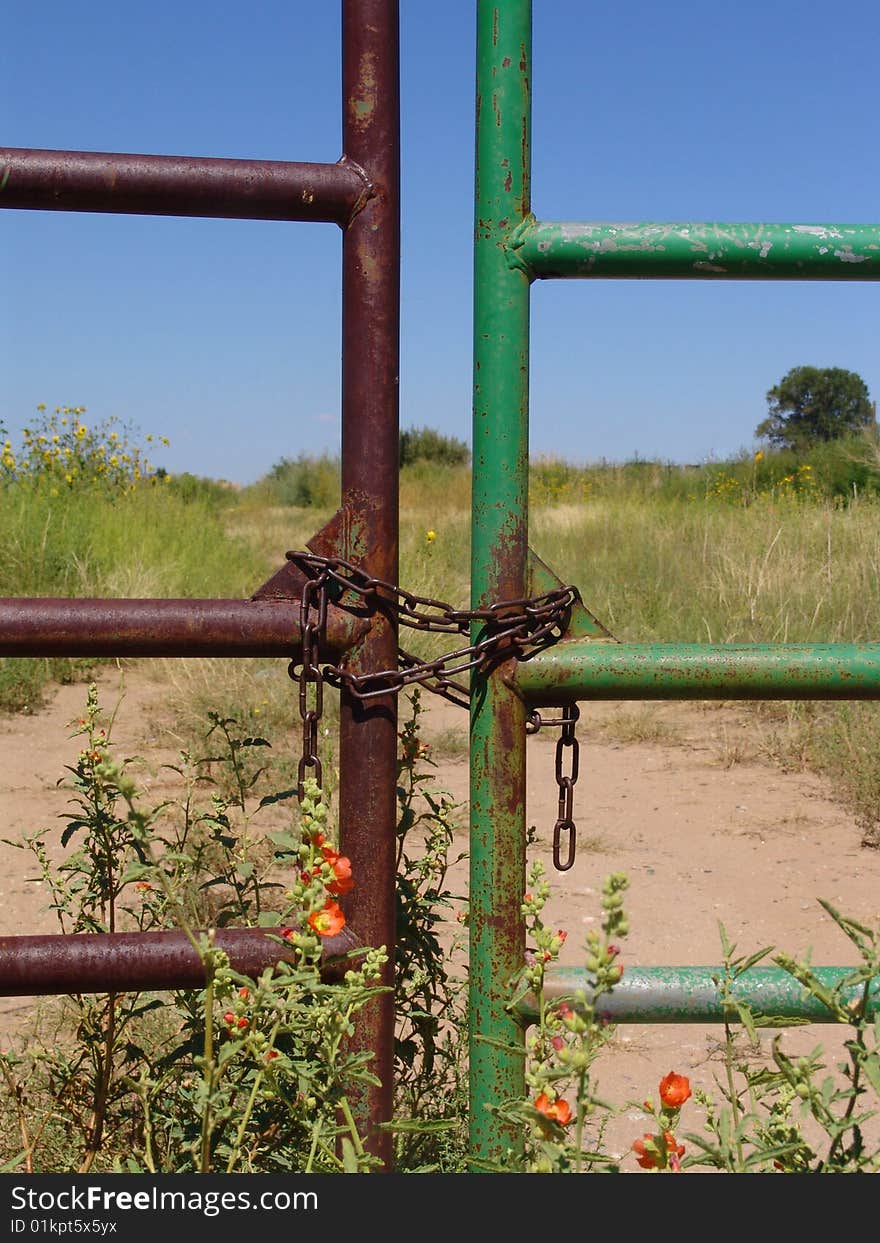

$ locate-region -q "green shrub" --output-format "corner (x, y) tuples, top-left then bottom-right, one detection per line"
(248, 453), (341, 508)
(1, 405), (167, 496)
(399, 426), (470, 468)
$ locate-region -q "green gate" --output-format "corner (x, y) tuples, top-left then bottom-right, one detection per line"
(2, 0), (880, 1174)
(469, 0), (880, 1167)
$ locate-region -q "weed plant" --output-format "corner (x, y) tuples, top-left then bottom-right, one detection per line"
(0, 686), (878, 1172)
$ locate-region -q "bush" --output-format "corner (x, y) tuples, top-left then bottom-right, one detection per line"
(162, 471), (239, 508)
(399, 426), (470, 469)
(1, 405), (168, 496)
(250, 453), (340, 508)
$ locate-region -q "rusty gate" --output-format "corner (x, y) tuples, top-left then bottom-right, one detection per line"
(2, 0), (880, 1174)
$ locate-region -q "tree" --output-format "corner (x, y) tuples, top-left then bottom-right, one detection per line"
(755, 366), (874, 449)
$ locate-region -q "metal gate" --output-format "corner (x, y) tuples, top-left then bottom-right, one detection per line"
(1, 0), (400, 1170)
(2, 0), (879, 1174)
(469, 0), (880, 1167)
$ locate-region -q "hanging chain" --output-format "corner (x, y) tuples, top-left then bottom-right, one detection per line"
(526, 705), (580, 870)
(290, 566), (329, 799)
(553, 705), (580, 870)
(286, 550), (581, 868)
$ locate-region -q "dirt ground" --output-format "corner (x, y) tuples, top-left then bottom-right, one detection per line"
(2, 664), (879, 1168)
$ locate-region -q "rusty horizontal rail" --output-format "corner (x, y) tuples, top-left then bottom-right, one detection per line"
(0, 597), (366, 657)
(515, 641), (880, 704)
(510, 219), (880, 280)
(0, 147), (370, 224)
(516, 966), (880, 1024)
(0, 926), (362, 996)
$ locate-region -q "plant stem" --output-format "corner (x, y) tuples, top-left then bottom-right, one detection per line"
(79, 994), (117, 1174)
(722, 1019), (745, 1171)
(199, 969), (216, 1174)
(226, 1020), (282, 1172)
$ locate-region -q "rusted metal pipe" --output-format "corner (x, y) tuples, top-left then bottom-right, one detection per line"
(337, 0), (400, 1169)
(0, 598), (366, 658)
(0, 926), (361, 996)
(0, 148), (369, 225)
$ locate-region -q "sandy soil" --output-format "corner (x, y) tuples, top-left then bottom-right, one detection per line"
(2, 665), (879, 1168)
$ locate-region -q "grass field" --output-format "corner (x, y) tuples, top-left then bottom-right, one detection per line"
(3, 431), (880, 1173)
(3, 438), (880, 840)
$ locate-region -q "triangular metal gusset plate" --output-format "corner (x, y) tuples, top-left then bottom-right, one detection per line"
(527, 546), (616, 642)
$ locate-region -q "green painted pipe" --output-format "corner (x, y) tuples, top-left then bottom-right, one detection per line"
(518, 967), (880, 1024)
(470, 0), (533, 1168)
(515, 641), (880, 705)
(510, 219), (880, 280)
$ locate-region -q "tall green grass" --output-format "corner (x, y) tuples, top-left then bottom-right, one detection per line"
(0, 482), (259, 712)
(5, 451), (880, 841)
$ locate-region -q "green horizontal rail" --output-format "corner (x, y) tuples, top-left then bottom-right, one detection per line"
(509, 219), (880, 281)
(516, 967), (880, 1024)
(515, 641), (880, 705)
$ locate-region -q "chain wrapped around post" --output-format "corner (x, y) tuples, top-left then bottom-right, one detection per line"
(286, 550), (581, 868)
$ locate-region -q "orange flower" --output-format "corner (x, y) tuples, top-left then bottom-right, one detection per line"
(308, 899), (346, 937)
(321, 846), (354, 896)
(663, 1130), (685, 1160)
(534, 1092), (572, 1125)
(632, 1131), (686, 1171)
(632, 1134), (658, 1169)
(659, 1072), (691, 1109)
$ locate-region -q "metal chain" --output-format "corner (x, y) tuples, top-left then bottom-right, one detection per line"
(527, 704), (581, 869)
(552, 704), (580, 871)
(290, 566), (329, 800)
(286, 550), (581, 868)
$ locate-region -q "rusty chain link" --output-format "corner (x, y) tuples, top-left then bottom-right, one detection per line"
(541, 704), (580, 871)
(290, 567), (330, 798)
(286, 550), (581, 866)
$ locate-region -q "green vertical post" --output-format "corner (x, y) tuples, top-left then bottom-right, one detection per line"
(470, 0), (532, 1167)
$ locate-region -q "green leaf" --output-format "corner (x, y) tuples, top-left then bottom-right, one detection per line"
(734, 945), (775, 976)
(341, 1137), (359, 1173)
(471, 1034), (526, 1058)
(861, 1051), (880, 1097)
(259, 789), (298, 809)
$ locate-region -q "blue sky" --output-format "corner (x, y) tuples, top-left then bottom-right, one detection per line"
(3, 1), (878, 484)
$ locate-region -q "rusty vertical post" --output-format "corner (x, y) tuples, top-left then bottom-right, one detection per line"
(339, 0), (400, 1168)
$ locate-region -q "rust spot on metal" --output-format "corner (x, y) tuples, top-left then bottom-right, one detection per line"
(0, 596), (363, 659)
(0, 926), (362, 996)
(502, 56), (511, 68)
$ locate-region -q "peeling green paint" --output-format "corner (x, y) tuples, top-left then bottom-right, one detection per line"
(511, 220), (880, 280)
(517, 967), (880, 1024)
